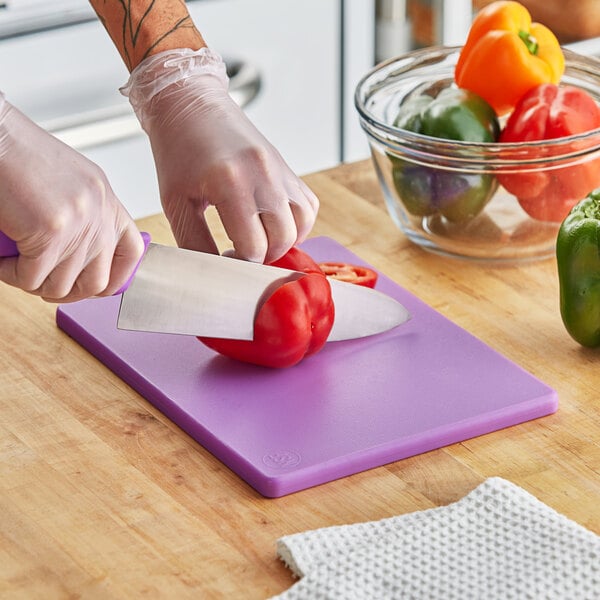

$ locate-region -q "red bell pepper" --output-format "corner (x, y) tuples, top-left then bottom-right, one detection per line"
(318, 262), (378, 288)
(198, 247), (334, 368)
(498, 83), (600, 222)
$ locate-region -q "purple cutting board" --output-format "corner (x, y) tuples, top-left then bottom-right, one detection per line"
(56, 236), (558, 497)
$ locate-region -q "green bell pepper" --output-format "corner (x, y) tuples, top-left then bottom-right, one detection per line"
(557, 190), (600, 348)
(390, 87), (500, 222)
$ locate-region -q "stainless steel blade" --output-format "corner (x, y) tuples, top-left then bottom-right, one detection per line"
(117, 244), (303, 339)
(327, 278), (411, 341)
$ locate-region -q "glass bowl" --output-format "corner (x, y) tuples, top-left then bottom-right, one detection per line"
(355, 46), (600, 263)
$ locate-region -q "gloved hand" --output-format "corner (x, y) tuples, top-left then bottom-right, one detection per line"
(121, 47), (319, 264)
(0, 93), (144, 302)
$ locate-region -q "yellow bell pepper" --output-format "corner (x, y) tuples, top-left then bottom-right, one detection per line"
(455, 1), (565, 116)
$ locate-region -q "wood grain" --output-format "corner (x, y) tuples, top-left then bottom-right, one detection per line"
(1, 160), (598, 599)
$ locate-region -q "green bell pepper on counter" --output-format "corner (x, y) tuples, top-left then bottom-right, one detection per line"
(557, 190), (600, 348)
(390, 87), (500, 222)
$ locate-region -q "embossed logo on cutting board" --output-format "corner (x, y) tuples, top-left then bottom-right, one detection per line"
(262, 451), (301, 469)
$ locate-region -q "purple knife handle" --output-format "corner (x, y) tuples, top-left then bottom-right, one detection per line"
(0, 229), (151, 294)
(0, 230), (18, 257)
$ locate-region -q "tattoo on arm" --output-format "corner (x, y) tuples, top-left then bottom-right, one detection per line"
(89, 1), (205, 71)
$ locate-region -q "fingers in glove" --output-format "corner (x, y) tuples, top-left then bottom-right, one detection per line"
(252, 180), (319, 263)
(166, 200), (220, 255)
(285, 179), (320, 246)
(40, 249), (113, 303)
(215, 192), (272, 263)
(0, 229), (145, 303)
(42, 233), (145, 303)
(98, 227), (146, 297)
(0, 246), (61, 293)
(257, 206), (300, 264)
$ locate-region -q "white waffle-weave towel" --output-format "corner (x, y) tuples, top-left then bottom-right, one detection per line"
(273, 477), (599, 599)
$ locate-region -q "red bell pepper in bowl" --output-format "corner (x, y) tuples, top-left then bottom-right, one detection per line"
(498, 83), (600, 222)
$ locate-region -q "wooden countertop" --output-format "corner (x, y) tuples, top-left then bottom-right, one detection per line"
(2, 160), (599, 598)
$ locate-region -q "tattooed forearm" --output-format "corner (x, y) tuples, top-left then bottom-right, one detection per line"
(89, 0), (205, 71)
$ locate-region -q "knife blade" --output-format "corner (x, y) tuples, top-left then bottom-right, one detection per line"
(118, 241), (305, 340)
(0, 230), (411, 340)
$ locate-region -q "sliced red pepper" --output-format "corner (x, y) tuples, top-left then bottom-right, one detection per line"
(198, 247), (334, 368)
(318, 262), (378, 288)
(498, 83), (600, 222)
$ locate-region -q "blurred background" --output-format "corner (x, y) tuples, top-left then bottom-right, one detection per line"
(379, 0), (600, 56)
(1, 0), (599, 219)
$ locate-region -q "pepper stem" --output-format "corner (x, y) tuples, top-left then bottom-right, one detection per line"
(519, 29), (539, 55)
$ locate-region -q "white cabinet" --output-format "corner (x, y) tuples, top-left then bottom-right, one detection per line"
(0, 0), (374, 219)
(188, 0), (342, 176)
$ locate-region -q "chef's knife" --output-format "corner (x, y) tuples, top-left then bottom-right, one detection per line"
(0, 231), (410, 341)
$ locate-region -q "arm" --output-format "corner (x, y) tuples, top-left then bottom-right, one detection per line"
(0, 2), (215, 301)
(89, 1), (319, 264)
(89, 0), (206, 70)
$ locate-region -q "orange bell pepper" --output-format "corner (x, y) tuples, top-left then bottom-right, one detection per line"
(455, 1), (565, 116)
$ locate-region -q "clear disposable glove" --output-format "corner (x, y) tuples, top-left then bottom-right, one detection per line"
(121, 47), (319, 264)
(0, 93), (144, 302)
